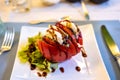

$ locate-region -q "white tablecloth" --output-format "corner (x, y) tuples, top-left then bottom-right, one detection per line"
(0, 0), (120, 22)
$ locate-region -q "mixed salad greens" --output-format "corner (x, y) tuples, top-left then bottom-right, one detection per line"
(18, 32), (58, 73)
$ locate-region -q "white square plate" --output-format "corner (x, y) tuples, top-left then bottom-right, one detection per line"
(10, 24), (110, 80)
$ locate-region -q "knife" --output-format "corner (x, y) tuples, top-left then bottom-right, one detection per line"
(101, 25), (120, 67)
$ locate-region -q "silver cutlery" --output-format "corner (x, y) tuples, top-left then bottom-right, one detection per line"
(28, 19), (54, 25)
(81, 0), (90, 20)
(0, 27), (15, 55)
(101, 25), (120, 67)
(28, 19), (60, 25)
(28, 16), (70, 25)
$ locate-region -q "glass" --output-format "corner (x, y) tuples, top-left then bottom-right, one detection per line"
(42, 0), (60, 6)
(11, 0), (31, 13)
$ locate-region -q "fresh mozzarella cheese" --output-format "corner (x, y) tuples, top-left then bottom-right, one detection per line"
(42, 28), (53, 39)
(70, 23), (77, 33)
(46, 25), (64, 44)
(60, 21), (78, 33)
(77, 43), (83, 48)
(54, 31), (63, 44)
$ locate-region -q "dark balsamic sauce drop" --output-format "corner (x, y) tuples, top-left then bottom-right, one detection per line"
(30, 64), (36, 70)
(59, 67), (64, 73)
(75, 66), (81, 72)
(42, 72), (47, 77)
(51, 67), (56, 73)
(37, 72), (42, 77)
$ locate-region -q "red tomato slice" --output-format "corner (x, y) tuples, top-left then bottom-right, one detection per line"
(58, 40), (76, 59)
(37, 40), (52, 61)
(38, 38), (67, 62)
(77, 32), (83, 45)
(43, 37), (58, 46)
(77, 36), (83, 45)
(43, 37), (67, 62)
(48, 44), (66, 62)
(37, 40), (43, 54)
(43, 35), (76, 60)
(55, 23), (79, 51)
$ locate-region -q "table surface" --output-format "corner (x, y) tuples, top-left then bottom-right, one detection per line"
(0, 20), (120, 80)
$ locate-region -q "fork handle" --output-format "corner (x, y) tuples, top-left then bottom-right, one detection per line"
(116, 56), (120, 68)
(0, 50), (3, 55)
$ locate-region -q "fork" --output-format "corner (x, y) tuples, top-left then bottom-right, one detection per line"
(81, 0), (90, 20)
(0, 27), (15, 55)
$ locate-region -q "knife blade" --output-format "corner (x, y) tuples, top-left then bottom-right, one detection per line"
(101, 25), (120, 67)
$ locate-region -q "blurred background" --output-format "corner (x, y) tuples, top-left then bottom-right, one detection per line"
(0, 0), (120, 22)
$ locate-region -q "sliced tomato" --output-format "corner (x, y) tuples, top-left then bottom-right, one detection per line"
(77, 36), (83, 45)
(55, 22), (75, 40)
(37, 20), (83, 62)
(67, 40), (77, 56)
(43, 36), (67, 62)
(38, 38), (67, 62)
(55, 22), (79, 51)
(48, 44), (66, 62)
(37, 40), (52, 61)
(43, 36), (58, 46)
(77, 32), (83, 45)
(58, 51), (68, 62)
(58, 40), (76, 59)
(37, 40), (43, 54)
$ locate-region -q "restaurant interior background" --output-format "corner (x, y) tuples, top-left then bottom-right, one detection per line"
(0, 0), (120, 22)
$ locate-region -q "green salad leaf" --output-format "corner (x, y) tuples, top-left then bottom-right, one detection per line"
(18, 32), (58, 73)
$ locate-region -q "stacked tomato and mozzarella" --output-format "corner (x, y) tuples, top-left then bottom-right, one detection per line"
(37, 19), (83, 62)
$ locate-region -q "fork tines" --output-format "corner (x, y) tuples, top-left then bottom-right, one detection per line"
(2, 27), (15, 49)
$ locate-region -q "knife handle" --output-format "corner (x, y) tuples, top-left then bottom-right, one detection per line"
(116, 57), (120, 67)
